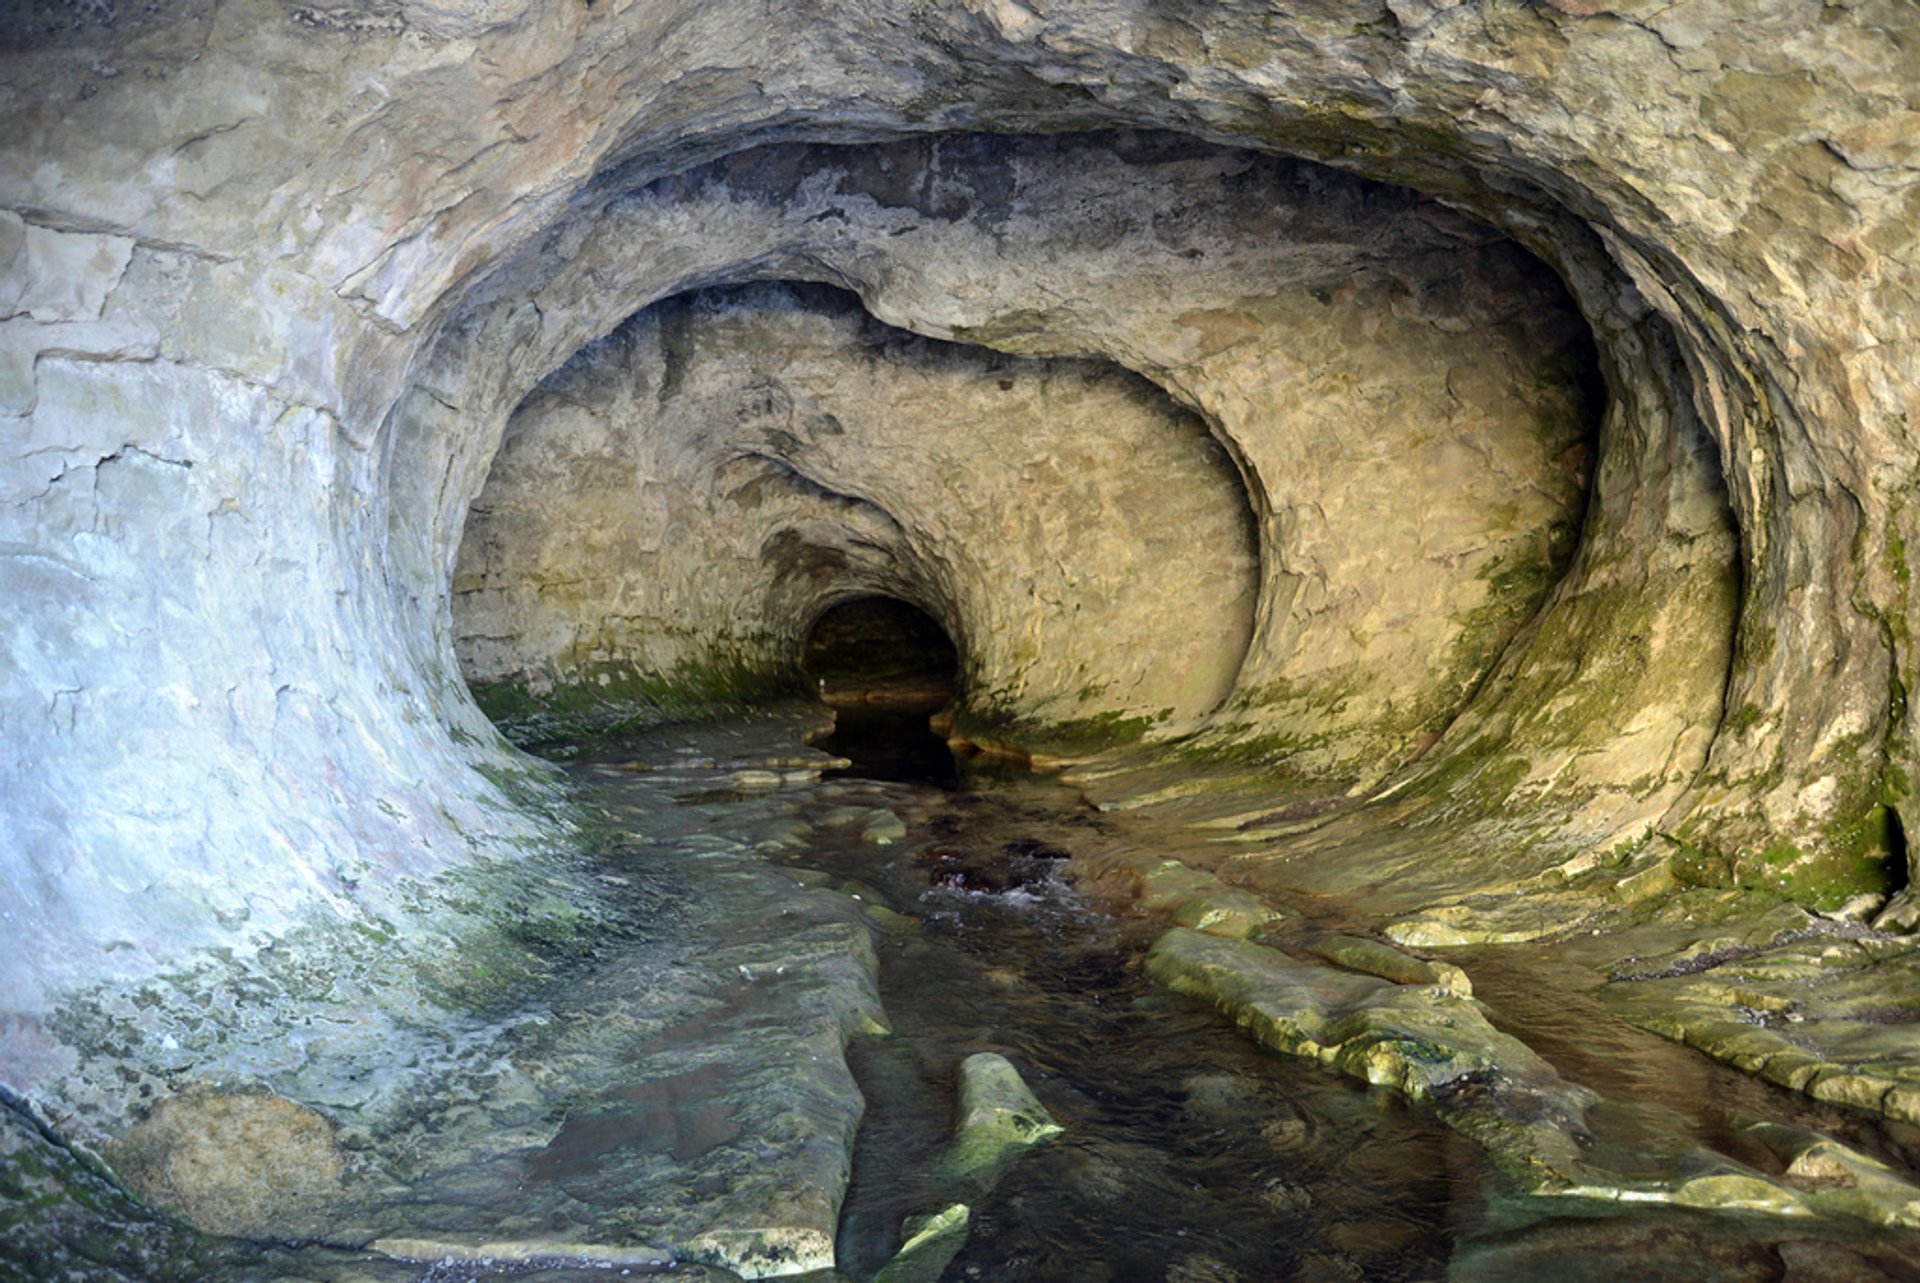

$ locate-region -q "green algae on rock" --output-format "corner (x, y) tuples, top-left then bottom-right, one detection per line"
(1607, 928), (1920, 1127)
(940, 1052), (1063, 1183)
(1301, 933), (1474, 997)
(871, 1203), (971, 1283)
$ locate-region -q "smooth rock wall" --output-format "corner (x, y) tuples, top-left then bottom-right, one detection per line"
(453, 281), (1260, 742)
(3, 0), (1917, 1103)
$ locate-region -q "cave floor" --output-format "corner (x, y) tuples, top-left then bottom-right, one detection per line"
(12, 708), (1920, 1281)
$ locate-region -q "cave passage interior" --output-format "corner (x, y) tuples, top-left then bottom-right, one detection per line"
(800, 597), (961, 706)
(8, 3), (1920, 1280)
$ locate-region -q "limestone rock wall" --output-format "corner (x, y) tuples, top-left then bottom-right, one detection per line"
(427, 136), (1593, 768)
(442, 142), (1591, 757)
(452, 281), (1260, 743)
(1, 0), (1917, 1084)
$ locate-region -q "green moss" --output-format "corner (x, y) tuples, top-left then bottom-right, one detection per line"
(950, 702), (1166, 755)
(1179, 726), (1315, 768)
(1674, 804), (1900, 912)
(416, 927), (549, 1016)
(1398, 732), (1534, 812)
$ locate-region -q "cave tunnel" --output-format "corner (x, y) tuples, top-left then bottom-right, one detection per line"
(7, 3), (1920, 1278)
(446, 140), (1599, 780)
(801, 595), (961, 711)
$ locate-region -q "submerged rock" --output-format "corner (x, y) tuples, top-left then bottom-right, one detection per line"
(1145, 928), (1549, 1103)
(871, 1203), (970, 1283)
(1606, 931), (1920, 1126)
(1145, 927), (1920, 1227)
(941, 1052), (1063, 1182)
(1113, 851), (1284, 939)
(1742, 1119), (1920, 1229)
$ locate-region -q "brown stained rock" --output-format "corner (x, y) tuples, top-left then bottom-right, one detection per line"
(107, 1087), (344, 1239)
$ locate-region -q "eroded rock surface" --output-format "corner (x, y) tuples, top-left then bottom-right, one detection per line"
(454, 279), (1260, 744)
(4, 0), (1920, 1271)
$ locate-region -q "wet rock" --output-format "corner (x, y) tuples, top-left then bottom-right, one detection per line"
(1001, 839), (1071, 861)
(1144, 927), (1911, 1226)
(1606, 933), (1920, 1126)
(681, 1225), (837, 1278)
(1385, 896), (1599, 948)
(861, 811), (908, 845)
(107, 1087), (344, 1238)
(1302, 934), (1473, 997)
(371, 1238), (673, 1271)
(1115, 853), (1283, 939)
(915, 843), (968, 864)
(1742, 1119), (1920, 1229)
(941, 1052), (1062, 1182)
(871, 1203), (969, 1283)
(1165, 1255), (1244, 1283)
(1258, 1179), (1315, 1216)
(1145, 929), (1553, 1103)
(931, 866), (1007, 895)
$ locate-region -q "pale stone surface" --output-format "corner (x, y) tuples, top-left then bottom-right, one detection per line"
(1303, 934), (1473, 997)
(2, 0), (1919, 1215)
(106, 1088), (344, 1239)
(453, 280), (1261, 742)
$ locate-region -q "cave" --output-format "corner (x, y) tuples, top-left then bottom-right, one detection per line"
(5, 3), (1920, 1279)
(800, 597), (960, 707)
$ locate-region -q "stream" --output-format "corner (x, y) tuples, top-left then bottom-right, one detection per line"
(9, 704), (1920, 1280)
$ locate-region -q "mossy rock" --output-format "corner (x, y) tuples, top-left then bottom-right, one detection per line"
(941, 1053), (1062, 1182)
(872, 1203), (970, 1283)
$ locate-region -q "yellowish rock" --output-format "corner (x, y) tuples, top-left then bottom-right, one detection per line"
(108, 1087), (344, 1238)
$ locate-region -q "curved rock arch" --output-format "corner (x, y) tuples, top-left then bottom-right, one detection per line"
(0, 0), (1911, 1022)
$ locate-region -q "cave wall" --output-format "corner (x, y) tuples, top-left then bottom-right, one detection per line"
(1, 0), (1916, 1067)
(451, 281), (1261, 744)
(444, 140), (1594, 758)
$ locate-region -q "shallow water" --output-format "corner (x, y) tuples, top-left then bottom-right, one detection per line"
(12, 707), (1920, 1281)
(783, 707), (1920, 1281)
(798, 799), (1452, 1275)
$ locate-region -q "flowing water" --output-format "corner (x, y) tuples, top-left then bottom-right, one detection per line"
(11, 705), (1920, 1281)
(796, 706), (1920, 1282)
(810, 711), (1459, 1280)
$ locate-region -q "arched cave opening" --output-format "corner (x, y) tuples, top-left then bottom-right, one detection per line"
(14, 8), (1920, 1279)
(802, 595), (964, 786)
(442, 136), (1611, 785)
(801, 595), (961, 711)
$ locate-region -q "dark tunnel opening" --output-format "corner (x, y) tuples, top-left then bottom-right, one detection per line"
(801, 595), (961, 710)
(802, 596), (963, 786)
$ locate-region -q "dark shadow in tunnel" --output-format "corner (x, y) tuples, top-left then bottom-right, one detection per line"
(802, 596), (962, 786)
